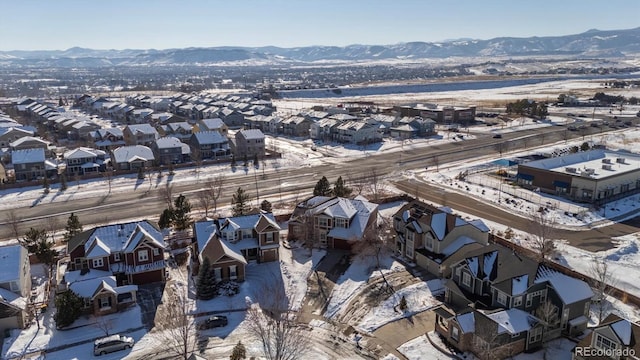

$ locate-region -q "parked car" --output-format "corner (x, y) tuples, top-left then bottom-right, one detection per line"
(197, 315), (228, 330)
(93, 334), (134, 356)
(492, 134), (502, 138)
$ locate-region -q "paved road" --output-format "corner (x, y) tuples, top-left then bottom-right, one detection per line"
(394, 178), (640, 251)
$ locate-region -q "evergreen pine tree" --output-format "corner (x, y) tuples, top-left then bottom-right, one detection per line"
(196, 257), (216, 300)
(63, 213), (83, 243)
(253, 153), (259, 167)
(59, 174), (67, 191)
(172, 194), (192, 231)
(230, 341), (247, 360)
(313, 176), (332, 196)
(332, 176), (352, 198)
(54, 291), (83, 328)
(399, 295), (408, 311)
(260, 199), (272, 212)
(158, 208), (174, 229)
(232, 187), (251, 216)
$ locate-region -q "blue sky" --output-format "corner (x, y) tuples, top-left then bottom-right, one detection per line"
(1, 0), (639, 51)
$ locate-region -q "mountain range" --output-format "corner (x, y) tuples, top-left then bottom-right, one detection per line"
(1, 27), (639, 67)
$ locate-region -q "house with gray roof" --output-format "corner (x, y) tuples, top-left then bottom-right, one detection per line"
(232, 129), (265, 160)
(111, 145), (155, 170)
(0, 127), (34, 148)
(0, 245), (31, 335)
(159, 121), (193, 141)
(288, 195), (378, 249)
(63, 147), (107, 175)
(11, 148), (46, 181)
(10, 136), (50, 152)
(123, 124), (159, 146)
(66, 220), (166, 285)
(152, 137), (188, 165)
(573, 314), (640, 360)
(190, 131), (230, 160)
(191, 221), (248, 282)
(90, 128), (125, 151)
(63, 269), (138, 316)
(197, 118), (228, 135)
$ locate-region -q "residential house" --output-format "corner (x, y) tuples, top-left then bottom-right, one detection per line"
(232, 129), (265, 160)
(123, 124), (159, 146)
(159, 122), (193, 142)
(197, 118), (228, 135)
(281, 116), (313, 137)
(189, 131), (230, 160)
(10, 136), (50, 152)
(69, 120), (101, 141)
(436, 243), (593, 358)
(11, 148), (46, 181)
(389, 123), (419, 139)
(191, 221), (247, 281)
(63, 270), (137, 316)
(398, 116), (436, 137)
(66, 220), (166, 285)
(63, 147), (107, 175)
(129, 108), (154, 124)
(0, 127), (34, 148)
(334, 121), (382, 144)
(90, 128), (126, 151)
(310, 118), (340, 140)
(573, 314), (640, 360)
(111, 145), (155, 171)
(219, 108), (245, 128)
(288, 195), (378, 249)
(392, 200), (489, 276)
(152, 137), (188, 165)
(0, 245), (31, 335)
(150, 112), (178, 125)
(216, 212), (281, 263)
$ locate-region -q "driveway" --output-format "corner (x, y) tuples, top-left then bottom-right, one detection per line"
(371, 309), (436, 350)
(137, 282), (165, 329)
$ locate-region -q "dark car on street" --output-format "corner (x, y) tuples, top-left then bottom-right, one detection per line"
(198, 315), (228, 330)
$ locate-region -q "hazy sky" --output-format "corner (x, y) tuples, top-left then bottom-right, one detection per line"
(1, 0), (639, 51)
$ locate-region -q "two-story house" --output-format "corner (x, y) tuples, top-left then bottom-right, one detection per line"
(191, 221), (248, 282)
(190, 131), (231, 160)
(232, 129), (265, 160)
(216, 212), (281, 263)
(281, 116), (313, 137)
(63, 147), (107, 175)
(10, 136), (50, 152)
(0, 127), (34, 148)
(159, 122), (193, 142)
(11, 148), (46, 181)
(219, 108), (245, 128)
(573, 314), (640, 360)
(0, 245), (31, 334)
(111, 145), (155, 171)
(123, 124), (159, 146)
(288, 195), (378, 249)
(436, 243), (594, 359)
(89, 128), (126, 151)
(66, 220), (166, 285)
(151, 137), (189, 165)
(63, 269), (138, 316)
(197, 118), (228, 135)
(392, 200), (489, 276)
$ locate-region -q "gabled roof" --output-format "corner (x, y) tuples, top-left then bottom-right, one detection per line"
(0, 127), (33, 137)
(69, 220), (164, 256)
(237, 129), (264, 140)
(10, 136), (49, 148)
(199, 118), (226, 130)
(482, 308), (539, 334)
(0, 245), (26, 284)
(535, 266), (594, 304)
(192, 131), (227, 145)
(11, 148), (45, 164)
(220, 213), (281, 233)
(300, 195), (377, 241)
(112, 145), (154, 163)
(125, 124), (158, 135)
(64, 147), (106, 159)
(155, 136), (183, 149)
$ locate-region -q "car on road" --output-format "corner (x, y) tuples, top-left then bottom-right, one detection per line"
(94, 334), (134, 356)
(197, 315), (228, 330)
(492, 134), (502, 138)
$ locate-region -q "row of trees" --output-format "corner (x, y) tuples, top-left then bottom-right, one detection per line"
(313, 176), (352, 197)
(505, 99), (549, 118)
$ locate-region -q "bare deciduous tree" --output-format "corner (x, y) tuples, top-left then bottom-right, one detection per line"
(159, 182), (174, 209)
(93, 315), (114, 336)
(351, 217), (394, 294)
(207, 174), (225, 214)
(589, 257), (618, 324)
(156, 280), (197, 360)
(45, 216), (62, 244)
(535, 299), (560, 342)
(528, 211), (557, 261)
(245, 276), (309, 360)
(5, 209), (21, 240)
(366, 169), (381, 201)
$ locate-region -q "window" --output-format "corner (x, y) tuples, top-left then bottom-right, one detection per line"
(425, 234), (434, 250)
(93, 258), (104, 268)
(513, 296), (522, 307)
(451, 327), (459, 341)
(153, 248), (160, 256)
(529, 327), (543, 343)
(594, 333), (617, 352)
(113, 253), (121, 261)
(138, 249), (149, 262)
(526, 293), (532, 307)
(265, 232), (274, 243)
(214, 267), (222, 282)
(100, 296), (111, 309)
(497, 292), (507, 306)
(318, 218), (328, 228)
(242, 230), (252, 239)
(336, 218), (348, 228)
(462, 273), (471, 287)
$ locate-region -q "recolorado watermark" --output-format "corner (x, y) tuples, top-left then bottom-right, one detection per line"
(574, 347), (636, 358)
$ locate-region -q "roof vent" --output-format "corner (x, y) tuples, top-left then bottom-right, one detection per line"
(602, 164), (613, 171)
(602, 158), (612, 164)
(565, 167), (576, 173)
(616, 157), (626, 164)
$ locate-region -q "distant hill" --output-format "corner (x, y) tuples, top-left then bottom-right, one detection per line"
(1, 27), (639, 67)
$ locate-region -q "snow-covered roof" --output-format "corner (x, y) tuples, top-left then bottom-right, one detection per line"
(125, 124), (158, 135)
(69, 275), (116, 298)
(440, 236), (477, 257)
(468, 219), (490, 233)
(155, 136), (183, 149)
(83, 221), (165, 256)
(194, 220), (218, 255)
(238, 129), (264, 140)
(221, 213), (280, 233)
(485, 308), (538, 334)
(304, 196), (377, 241)
(611, 319), (633, 345)
(112, 145), (154, 163)
(0, 245), (25, 284)
(64, 147), (106, 159)
(11, 148), (45, 164)
(456, 312), (475, 333)
(467, 257), (479, 277)
(10, 136), (49, 148)
(193, 131), (227, 145)
(0, 287), (26, 310)
(199, 118), (226, 130)
(511, 274), (529, 296)
(85, 238), (111, 258)
(535, 266), (594, 304)
(521, 149), (640, 180)
(482, 251), (498, 281)
(431, 213), (447, 240)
